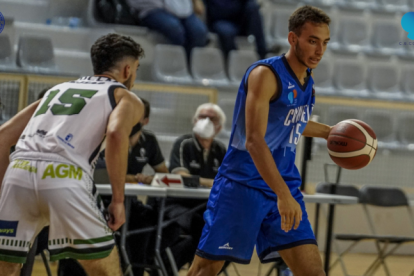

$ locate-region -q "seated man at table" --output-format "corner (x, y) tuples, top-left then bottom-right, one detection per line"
(96, 97), (169, 183)
(166, 103), (227, 270)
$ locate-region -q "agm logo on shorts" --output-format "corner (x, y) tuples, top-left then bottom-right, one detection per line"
(42, 164), (83, 180)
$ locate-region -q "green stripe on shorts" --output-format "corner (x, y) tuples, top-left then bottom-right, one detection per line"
(0, 249), (28, 263)
(49, 244), (114, 261)
(73, 235), (113, 245)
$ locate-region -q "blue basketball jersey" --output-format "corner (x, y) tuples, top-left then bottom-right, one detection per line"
(219, 54), (315, 197)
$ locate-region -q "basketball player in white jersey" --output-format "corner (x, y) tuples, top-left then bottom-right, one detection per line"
(0, 33), (144, 276)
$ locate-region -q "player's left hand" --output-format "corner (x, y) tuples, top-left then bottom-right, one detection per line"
(107, 202), (126, 231)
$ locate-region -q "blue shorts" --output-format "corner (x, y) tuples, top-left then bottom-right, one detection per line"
(196, 174), (317, 264)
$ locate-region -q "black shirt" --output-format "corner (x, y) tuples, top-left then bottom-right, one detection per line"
(169, 133), (227, 179)
(127, 129), (165, 174)
(96, 129), (164, 174)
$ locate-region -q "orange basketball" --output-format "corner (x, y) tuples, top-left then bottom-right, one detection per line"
(327, 119), (378, 170)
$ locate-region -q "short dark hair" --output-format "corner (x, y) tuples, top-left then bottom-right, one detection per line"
(140, 98), (150, 119)
(38, 87), (51, 100)
(289, 6), (331, 36)
(90, 33), (145, 75)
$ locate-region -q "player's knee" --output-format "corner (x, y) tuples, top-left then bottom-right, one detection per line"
(0, 261), (20, 275)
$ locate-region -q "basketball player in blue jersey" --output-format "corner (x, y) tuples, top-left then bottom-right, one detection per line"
(187, 6), (331, 276)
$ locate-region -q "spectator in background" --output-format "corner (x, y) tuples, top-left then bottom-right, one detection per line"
(163, 103), (227, 270)
(126, 0), (209, 57)
(97, 98), (168, 183)
(204, 0), (268, 60)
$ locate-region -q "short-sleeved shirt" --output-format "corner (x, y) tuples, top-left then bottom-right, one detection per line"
(97, 129), (164, 174)
(127, 129), (164, 174)
(169, 133), (227, 179)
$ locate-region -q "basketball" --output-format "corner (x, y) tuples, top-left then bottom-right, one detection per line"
(327, 120), (378, 170)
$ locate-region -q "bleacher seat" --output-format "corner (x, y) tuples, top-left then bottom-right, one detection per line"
(191, 47), (229, 86)
(152, 45), (193, 84)
(0, 35), (16, 70)
(313, 52), (334, 95)
(269, 9), (294, 47)
(397, 113), (414, 144)
(335, 0), (376, 10)
(370, 20), (403, 56)
(228, 50), (258, 84)
(16, 35), (58, 72)
(367, 60), (402, 99)
(327, 106), (360, 126)
(362, 110), (395, 142)
(333, 57), (369, 97)
(401, 65), (414, 98)
(330, 13), (371, 54)
(375, 0), (408, 13)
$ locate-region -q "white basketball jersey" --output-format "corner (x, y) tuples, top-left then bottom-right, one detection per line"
(12, 76), (127, 177)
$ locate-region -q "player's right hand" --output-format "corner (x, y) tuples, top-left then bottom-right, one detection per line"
(107, 202), (126, 231)
(277, 195), (302, 232)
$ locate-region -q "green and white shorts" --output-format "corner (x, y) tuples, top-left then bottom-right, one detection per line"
(0, 159), (114, 263)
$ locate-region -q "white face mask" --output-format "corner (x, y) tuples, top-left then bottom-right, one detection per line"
(193, 118), (215, 139)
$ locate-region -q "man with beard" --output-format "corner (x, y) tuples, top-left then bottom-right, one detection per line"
(187, 6), (332, 276)
(0, 33), (144, 276)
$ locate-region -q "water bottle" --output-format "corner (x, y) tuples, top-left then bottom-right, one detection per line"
(46, 17), (82, 28)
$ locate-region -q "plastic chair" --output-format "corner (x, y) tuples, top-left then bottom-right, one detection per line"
(362, 110), (395, 143)
(227, 50), (258, 84)
(397, 113), (414, 145)
(401, 65), (414, 98)
(152, 45), (193, 84)
(366, 60), (402, 99)
(0, 35), (14, 68)
(16, 35), (58, 72)
(326, 106), (360, 126)
(330, 12), (371, 54)
(370, 20), (403, 56)
(190, 47), (229, 86)
(333, 57), (369, 97)
(313, 52), (335, 95)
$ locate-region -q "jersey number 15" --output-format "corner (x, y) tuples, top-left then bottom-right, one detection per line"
(35, 89), (98, 117)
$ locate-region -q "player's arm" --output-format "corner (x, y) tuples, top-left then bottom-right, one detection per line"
(245, 66), (301, 232)
(105, 89), (144, 230)
(302, 120), (331, 139)
(0, 100), (40, 186)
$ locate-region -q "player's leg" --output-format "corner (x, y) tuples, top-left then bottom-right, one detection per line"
(257, 195), (322, 276)
(187, 255), (224, 276)
(188, 174), (271, 276)
(0, 160), (47, 275)
(0, 261), (19, 276)
(39, 161), (119, 274)
(78, 246), (121, 276)
(279, 244), (325, 276)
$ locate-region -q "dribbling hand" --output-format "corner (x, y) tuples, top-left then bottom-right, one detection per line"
(107, 202), (126, 231)
(277, 195), (302, 232)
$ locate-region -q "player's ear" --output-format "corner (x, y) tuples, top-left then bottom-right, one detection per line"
(124, 64), (131, 80)
(288, 31), (297, 46)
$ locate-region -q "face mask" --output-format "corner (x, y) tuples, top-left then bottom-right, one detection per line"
(193, 118), (215, 139)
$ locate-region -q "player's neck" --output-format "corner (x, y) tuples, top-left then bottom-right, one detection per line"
(284, 51), (308, 85)
(95, 73), (118, 82)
